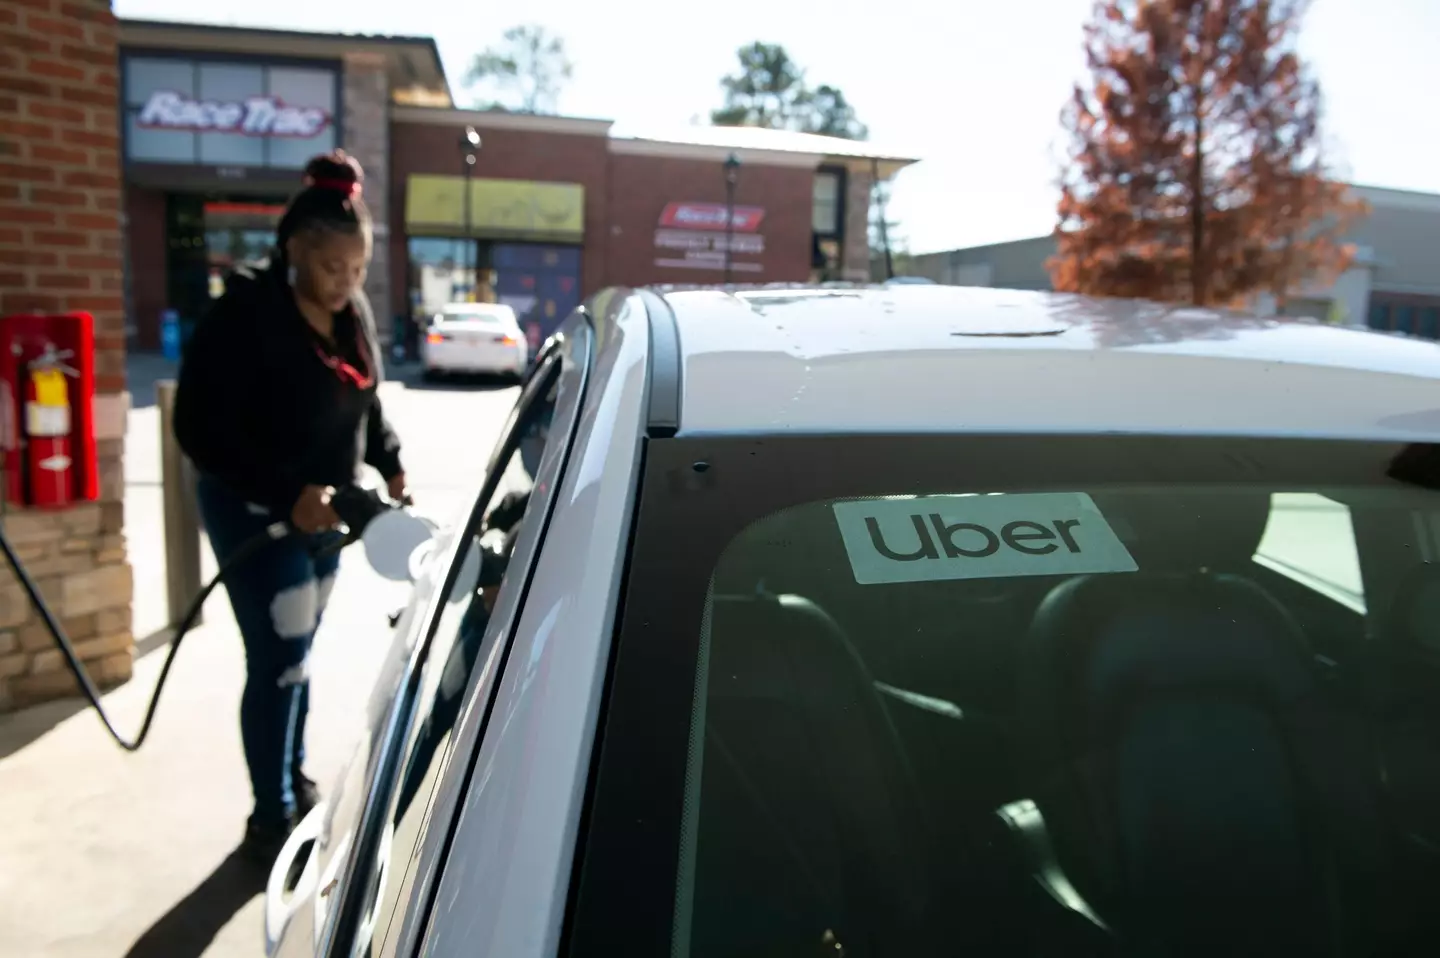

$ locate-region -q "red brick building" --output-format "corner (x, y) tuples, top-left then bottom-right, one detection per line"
(115, 19), (920, 353)
(1, 0), (134, 711)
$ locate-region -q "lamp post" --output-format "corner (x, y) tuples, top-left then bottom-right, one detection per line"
(723, 152), (741, 287)
(461, 126), (481, 300)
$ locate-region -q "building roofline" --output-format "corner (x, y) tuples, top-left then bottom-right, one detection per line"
(118, 17), (453, 106)
(389, 104), (614, 137)
(607, 136), (824, 170)
(118, 16), (441, 47)
(1350, 183), (1440, 212)
(912, 234), (1056, 258)
(608, 138), (916, 178)
(390, 106), (915, 174)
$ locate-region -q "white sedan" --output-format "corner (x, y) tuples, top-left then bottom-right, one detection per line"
(420, 303), (528, 381)
(269, 283), (1440, 958)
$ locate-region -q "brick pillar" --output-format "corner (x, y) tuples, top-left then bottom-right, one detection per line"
(343, 53), (391, 339)
(0, 0), (134, 711)
(841, 167), (873, 282)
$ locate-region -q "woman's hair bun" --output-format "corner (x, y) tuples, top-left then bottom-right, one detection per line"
(302, 150), (364, 195)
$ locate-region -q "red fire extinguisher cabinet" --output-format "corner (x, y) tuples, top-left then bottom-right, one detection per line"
(0, 312), (99, 509)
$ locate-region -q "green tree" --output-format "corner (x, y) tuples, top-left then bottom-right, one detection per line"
(465, 25), (574, 114)
(712, 42), (867, 140)
(809, 84), (869, 140)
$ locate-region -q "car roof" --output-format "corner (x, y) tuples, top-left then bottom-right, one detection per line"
(655, 285), (1440, 442)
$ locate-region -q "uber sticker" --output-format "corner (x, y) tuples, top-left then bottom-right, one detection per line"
(832, 493), (1137, 585)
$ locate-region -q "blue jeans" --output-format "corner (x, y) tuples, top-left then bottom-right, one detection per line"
(197, 474), (342, 826)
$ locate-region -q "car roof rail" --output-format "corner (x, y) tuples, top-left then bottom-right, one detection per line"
(640, 289), (682, 438)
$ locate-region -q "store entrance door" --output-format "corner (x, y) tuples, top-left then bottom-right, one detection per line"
(164, 194), (286, 349)
(491, 244), (582, 356)
(204, 199), (286, 297)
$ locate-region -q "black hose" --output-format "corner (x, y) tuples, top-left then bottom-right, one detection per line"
(0, 519), (293, 751)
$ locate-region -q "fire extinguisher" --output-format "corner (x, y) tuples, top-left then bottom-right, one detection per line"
(22, 343), (77, 509)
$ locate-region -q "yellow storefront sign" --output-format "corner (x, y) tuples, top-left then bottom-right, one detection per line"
(405, 175), (584, 242)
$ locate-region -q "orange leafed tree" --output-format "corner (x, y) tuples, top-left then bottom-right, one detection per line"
(1048, 0), (1367, 307)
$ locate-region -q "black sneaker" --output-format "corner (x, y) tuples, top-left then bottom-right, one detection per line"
(295, 770), (321, 818)
(240, 814), (294, 866)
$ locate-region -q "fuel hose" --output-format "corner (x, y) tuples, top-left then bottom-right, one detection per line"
(0, 484), (392, 752)
(0, 519), (290, 751)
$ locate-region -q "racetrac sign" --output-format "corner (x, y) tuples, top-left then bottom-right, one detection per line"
(137, 91), (331, 139)
(658, 202), (765, 233)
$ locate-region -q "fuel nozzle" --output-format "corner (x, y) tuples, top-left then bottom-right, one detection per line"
(321, 485), (437, 582)
(329, 484), (392, 537)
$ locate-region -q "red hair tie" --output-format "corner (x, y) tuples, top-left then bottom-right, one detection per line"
(307, 177), (361, 198)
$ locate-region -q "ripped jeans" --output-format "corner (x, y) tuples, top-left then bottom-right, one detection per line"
(197, 473), (342, 826)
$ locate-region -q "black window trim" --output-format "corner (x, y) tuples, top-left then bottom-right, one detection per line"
(812, 165), (847, 239)
(564, 431), (1425, 957)
(382, 313), (597, 958)
(320, 338), (573, 958)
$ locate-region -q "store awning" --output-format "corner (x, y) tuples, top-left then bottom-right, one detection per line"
(405, 175), (585, 243)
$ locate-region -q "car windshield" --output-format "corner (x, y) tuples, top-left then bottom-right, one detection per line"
(575, 434), (1440, 958)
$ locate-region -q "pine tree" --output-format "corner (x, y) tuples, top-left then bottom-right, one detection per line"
(1048, 0), (1366, 307)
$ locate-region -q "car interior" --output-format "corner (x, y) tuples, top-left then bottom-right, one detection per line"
(679, 483), (1440, 957)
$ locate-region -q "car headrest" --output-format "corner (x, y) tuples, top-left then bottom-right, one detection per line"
(1382, 563), (1440, 653)
(1089, 490), (1272, 574)
(709, 506), (848, 596)
(1026, 574), (1313, 724)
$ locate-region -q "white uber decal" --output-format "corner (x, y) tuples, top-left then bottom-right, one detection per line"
(832, 493), (1137, 585)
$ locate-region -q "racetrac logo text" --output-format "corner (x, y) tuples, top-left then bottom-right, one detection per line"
(831, 493), (1137, 585)
(137, 91), (331, 139)
(658, 203), (765, 233)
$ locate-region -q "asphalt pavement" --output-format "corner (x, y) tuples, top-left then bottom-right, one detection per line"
(0, 356), (520, 958)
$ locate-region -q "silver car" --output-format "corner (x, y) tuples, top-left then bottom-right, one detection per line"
(267, 284), (1440, 957)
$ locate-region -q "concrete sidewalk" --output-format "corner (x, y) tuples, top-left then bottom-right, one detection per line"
(0, 355), (501, 958)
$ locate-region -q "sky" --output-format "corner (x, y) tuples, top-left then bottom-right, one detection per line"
(115, 0), (1440, 255)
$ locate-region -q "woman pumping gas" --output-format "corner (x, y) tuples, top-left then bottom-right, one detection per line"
(174, 151), (410, 861)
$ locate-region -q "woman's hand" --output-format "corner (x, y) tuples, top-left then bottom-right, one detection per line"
(291, 484), (341, 533)
(387, 472), (410, 505)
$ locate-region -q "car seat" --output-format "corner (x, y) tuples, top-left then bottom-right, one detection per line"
(681, 591), (933, 957)
(1363, 563), (1440, 952)
(1014, 491), (1391, 957)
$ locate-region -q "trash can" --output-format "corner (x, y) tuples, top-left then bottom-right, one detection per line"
(160, 309), (181, 361)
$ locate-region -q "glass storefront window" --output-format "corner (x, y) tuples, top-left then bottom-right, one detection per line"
(813, 170), (842, 235)
(408, 236), (492, 318)
(122, 56), (337, 170)
(1420, 308), (1440, 341)
(125, 58), (194, 106)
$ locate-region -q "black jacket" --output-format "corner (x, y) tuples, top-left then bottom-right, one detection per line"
(173, 260), (404, 516)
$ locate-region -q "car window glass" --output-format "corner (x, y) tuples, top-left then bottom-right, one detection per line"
(348, 364), (563, 958)
(663, 484), (1438, 957)
(1253, 492), (1365, 612)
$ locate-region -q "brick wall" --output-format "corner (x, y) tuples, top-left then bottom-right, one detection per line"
(389, 121), (611, 302)
(842, 167), (873, 282)
(343, 53), (391, 328)
(606, 153), (813, 288)
(0, 0), (134, 711)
